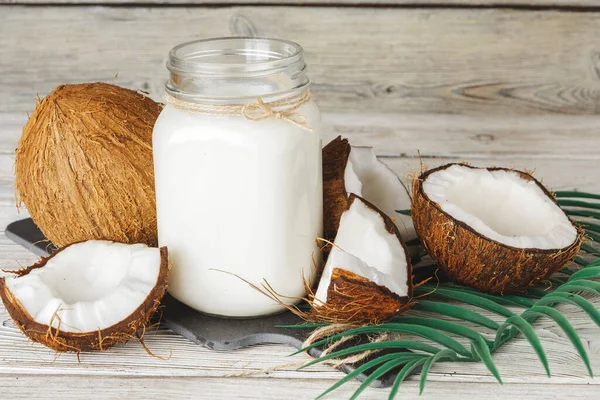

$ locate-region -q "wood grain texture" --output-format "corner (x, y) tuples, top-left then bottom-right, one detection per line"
(1, 376), (599, 400)
(3, 111), (600, 159)
(2, 6), (600, 115)
(2, 0), (599, 6)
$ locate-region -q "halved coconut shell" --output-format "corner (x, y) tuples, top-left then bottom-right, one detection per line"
(312, 194), (414, 324)
(0, 241), (169, 352)
(322, 136), (415, 247)
(412, 163), (584, 294)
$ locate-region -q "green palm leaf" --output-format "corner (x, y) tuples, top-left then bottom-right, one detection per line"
(536, 292), (600, 328)
(570, 266), (600, 281)
(557, 199), (600, 210)
(314, 353), (420, 399)
(521, 306), (593, 377)
(565, 209), (600, 219)
(417, 285), (514, 317)
(555, 284), (600, 297)
(348, 357), (416, 400)
(388, 358), (427, 400)
(578, 221), (600, 234)
(493, 315), (549, 376)
(419, 349), (459, 394)
(471, 335), (502, 384)
(443, 284), (535, 308)
(296, 323), (471, 358)
(581, 243), (600, 256)
(394, 316), (491, 344)
(555, 191), (600, 200)
(559, 279), (600, 293)
(411, 300), (500, 330)
(298, 341), (442, 370)
(574, 256), (590, 266)
(585, 230), (600, 243)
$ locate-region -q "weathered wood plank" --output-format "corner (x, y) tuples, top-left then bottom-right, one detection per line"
(0, 276), (598, 383)
(3, 112), (600, 159)
(0, 376), (599, 400)
(2, 6), (600, 115)
(1, 0), (599, 6)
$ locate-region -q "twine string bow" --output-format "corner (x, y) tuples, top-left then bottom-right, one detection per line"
(166, 90), (313, 132)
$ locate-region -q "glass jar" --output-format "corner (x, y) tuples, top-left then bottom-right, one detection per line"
(153, 37), (323, 317)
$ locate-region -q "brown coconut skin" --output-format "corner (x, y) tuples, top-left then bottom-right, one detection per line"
(15, 83), (162, 248)
(412, 163), (584, 294)
(312, 194), (414, 324)
(322, 136), (352, 243)
(0, 245), (169, 352)
(313, 268), (415, 325)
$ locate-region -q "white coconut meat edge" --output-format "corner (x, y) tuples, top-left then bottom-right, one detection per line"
(315, 197), (409, 304)
(422, 165), (578, 250)
(5, 240), (161, 333)
(344, 146), (417, 242)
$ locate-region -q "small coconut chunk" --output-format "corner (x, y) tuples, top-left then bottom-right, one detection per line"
(323, 137), (416, 248)
(313, 195), (413, 323)
(345, 146), (415, 242)
(422, 164), (578, 249)
(0, 240), (169, 352)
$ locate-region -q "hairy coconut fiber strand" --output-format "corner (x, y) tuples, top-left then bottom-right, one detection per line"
(411, 164), (584, 294)
(15, 83), (162, 247)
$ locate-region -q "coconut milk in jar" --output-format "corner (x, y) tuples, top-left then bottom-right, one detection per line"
(153, 37), (323, 317)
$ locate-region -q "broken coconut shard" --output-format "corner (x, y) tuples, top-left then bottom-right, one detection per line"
(312, 195), (414, 324)
(412, 163), (584, 294)
(322, 136), (415, 248)
(0, 241), (169, 352)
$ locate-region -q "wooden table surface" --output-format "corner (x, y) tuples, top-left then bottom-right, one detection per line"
(2, 1), (600, 398)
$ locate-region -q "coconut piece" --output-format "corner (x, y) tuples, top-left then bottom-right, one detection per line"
(0, 241), (169, 352)
(412, 163), (584, 294)
(15, 83), (161, 248)
(313, 195), (413, 324)
(322, 136), (415, 246)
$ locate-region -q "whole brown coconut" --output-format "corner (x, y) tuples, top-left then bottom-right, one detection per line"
(15, 83), (161, 247)
(412, 164), (584, 294)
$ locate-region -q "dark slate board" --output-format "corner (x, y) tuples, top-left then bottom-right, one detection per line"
(5, 218), (411, 388)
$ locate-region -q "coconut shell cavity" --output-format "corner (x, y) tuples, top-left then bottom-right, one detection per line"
(412, 163), (584, 294)
(0, 241), (169, 352)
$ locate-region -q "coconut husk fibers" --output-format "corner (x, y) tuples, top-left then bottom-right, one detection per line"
(311, 195), (414, 324)
(322, 136), (352, 244)
(412, 163), (584, 294)
(15, 83), (161, 248)
(314, 268), (415, 325)
(0, 245), (169, 352)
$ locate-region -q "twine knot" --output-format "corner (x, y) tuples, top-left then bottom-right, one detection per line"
(166, 90), (314, 132)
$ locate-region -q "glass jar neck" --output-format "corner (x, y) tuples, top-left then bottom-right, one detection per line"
(166, 37), (310, 105)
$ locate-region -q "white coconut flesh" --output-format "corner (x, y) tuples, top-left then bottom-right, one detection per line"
(423, 165), (578, 250)
(5, 241), (161, 333)
(344, 146), (416, 242)
(315, 197), (410, 304)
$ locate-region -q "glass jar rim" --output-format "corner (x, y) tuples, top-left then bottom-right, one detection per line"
(167, 37), (305, 77)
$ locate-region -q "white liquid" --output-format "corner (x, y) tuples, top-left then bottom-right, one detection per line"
(153, 101), (323, 317)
